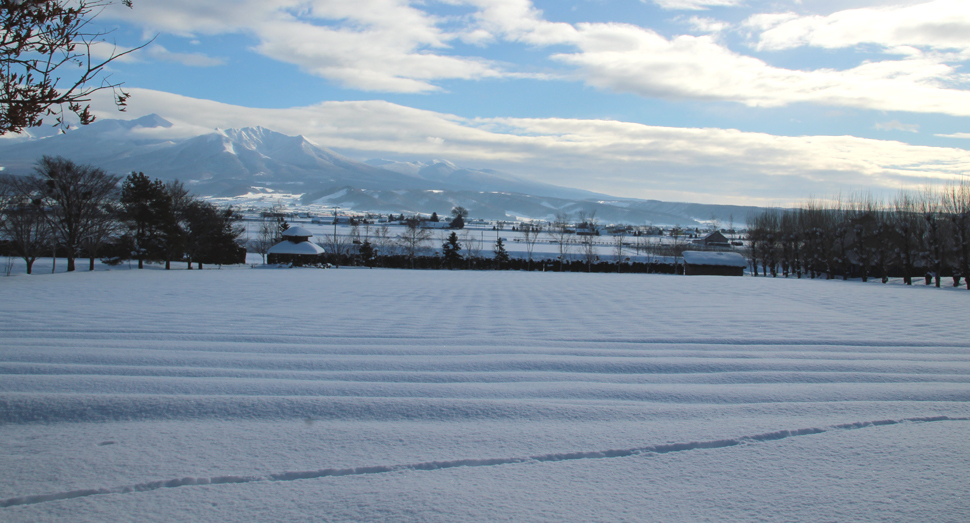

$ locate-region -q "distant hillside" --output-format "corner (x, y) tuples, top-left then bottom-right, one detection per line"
(0, 115), (765, 225)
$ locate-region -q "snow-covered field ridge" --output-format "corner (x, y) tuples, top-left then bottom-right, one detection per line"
(2, 269), (969, 522)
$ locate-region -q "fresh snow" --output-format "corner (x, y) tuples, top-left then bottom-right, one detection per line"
(1, 264), (969, 522)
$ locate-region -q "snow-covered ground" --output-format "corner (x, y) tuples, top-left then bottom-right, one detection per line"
(1, 262), (968, 522)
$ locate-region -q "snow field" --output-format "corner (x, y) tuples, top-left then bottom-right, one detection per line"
(1, 267), (969, 521)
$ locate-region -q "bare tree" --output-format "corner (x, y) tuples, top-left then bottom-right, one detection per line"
(460, 229), (480, 259)
(521, 221), (543, 270)
(80, 198), (121, 271)
(0, 177), (50, 274)
(450, 206), (469, 229)
(577, 210), (598, 272)
(611, 230), (625, 270)
(268, 200), (289, 242)
(31, 156), (120, 271)
(250, 218), (275, 264)
(942, 181), (970, 289)
(548, 211), (572, 270)
(848, 193), (881, 283)
(373, 224), (393, 257)
(778, 210), (800, 278)
(890, 192), (921, 285)
(397, 216), (432, 268)
(919, 187), (948, 288)
(320, 232), (349, 263)
(634, 224), (651, 256)
(1, 0), (147, 135)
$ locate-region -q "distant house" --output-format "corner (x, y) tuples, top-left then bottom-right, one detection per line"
(267, 226), (325, 265)
(693, 231), (731, 248)
(682, 251), (747, 276)
(420, 221), (452, 229)
(311, 215), (353, 225)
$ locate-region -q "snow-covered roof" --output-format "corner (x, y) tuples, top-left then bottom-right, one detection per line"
(268, 240), (325, 255)
(282, 226), (314, 238)
(682, 250), (747, 267)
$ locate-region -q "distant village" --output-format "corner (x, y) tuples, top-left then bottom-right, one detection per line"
(2, 158), (968, 288)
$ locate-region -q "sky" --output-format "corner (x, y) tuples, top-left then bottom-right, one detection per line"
(40, 0), (970, 204)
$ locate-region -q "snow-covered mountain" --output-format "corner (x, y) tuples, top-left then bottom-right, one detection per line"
(0, 116), (430, 196)
(0, 115), (764, 224)
(364, 158), (607, 201)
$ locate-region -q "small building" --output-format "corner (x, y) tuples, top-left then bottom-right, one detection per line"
(682, 250), (747, 276)
(420, 221), (452, 229)
(693, 231), (731, 248)
(311, 215), (354, 225)
(267, 226), (325, 265)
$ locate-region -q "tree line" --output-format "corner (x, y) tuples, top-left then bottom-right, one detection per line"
(1, 156), (245, 274)
(747, 183), (970, 289)
(278, 211), (682, 275)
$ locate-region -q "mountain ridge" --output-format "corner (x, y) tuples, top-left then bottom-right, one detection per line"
(0, 115), (765, 224)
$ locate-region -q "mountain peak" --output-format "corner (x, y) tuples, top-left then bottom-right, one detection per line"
(129, 114), (173, 129)
(430, 159), (458, 169)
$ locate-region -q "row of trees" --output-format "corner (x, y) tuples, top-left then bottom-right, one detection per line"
(287, 208), (689, 275)
(309, 225), (681, 274)
(747, 184), (970, 289)
(1, 156), (245, 274)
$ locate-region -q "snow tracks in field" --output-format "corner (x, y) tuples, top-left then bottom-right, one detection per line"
(3, 416), (965, 508)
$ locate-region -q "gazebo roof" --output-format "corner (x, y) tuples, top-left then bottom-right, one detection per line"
(282, 226), (314, 238)
(268, 240), (325, 255)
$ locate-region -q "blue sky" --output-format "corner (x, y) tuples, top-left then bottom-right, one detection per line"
(43, 0), (970, 204)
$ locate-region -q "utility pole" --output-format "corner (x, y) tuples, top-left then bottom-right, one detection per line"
(332, 206), (339, 239)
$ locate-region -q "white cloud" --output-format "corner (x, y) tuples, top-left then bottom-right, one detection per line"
(456, 0), (579, 46)
(935, 132), (970, 139)
(88, 89), (970, 205)
(685, 16), (730, 34)
(443, 1), (970, 116)
(648, 0), (743, 10)
(874, 120), (920, 133)
(747, 0), (970, 53)
(105, 0), (506, 93)
(553, 23), (970, 116)
(146, 45), (225, 67)
(102, 1), (970, 115)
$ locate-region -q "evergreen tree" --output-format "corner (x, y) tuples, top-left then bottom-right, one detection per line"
(120, 172), (169, 269)
(159, 180), (190, 270)
(449, 214), (465, 229)
(493, 236), (510, 269)
(442, 231), (462, 269)
(358, 240), (375, 267)
(184, 201), (245, 268)
(430, 212), (439, 222)
(277, 217), (289, 242)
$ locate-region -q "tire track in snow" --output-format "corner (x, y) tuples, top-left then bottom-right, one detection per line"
(6, 328), (969, 349)
(2, 416), (965, 509)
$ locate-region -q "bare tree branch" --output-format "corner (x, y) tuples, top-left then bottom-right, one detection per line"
(1, 0), (149, 134)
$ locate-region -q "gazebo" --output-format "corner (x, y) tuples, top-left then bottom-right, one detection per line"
(267, 226), (326, 265)
(682, 250), (747, 276)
